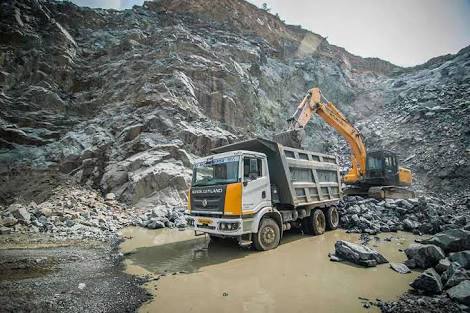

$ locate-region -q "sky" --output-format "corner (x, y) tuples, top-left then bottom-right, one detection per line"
(67, 0), (470, 66)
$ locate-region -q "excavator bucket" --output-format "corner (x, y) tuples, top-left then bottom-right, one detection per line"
(272, 128), (305, 148)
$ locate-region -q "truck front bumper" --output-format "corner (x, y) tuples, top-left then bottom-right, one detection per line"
(186, 215), (252, 237)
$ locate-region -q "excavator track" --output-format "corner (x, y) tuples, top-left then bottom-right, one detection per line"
(343, 186), (415, 199)
(367, 186), (415, 200)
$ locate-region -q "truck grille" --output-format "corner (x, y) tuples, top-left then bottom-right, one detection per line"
(190, 185), (226, 213)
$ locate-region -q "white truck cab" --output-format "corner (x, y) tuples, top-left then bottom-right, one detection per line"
(186, 138), (342, 251)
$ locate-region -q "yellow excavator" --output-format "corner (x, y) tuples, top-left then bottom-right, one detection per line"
(274, 87), (414, 199)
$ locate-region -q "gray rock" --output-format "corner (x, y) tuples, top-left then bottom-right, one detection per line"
(9, 204), (31, 223)
(334, 240), (388, 267)
(119, 124), (143, 142)
(410, 268), (443, 294)
(435, 258), (451, 274)
(39, 207), (53, 217)
(405, 243), (445, 268)
(38, 216), (49, 225)
(403, 219), (420, 231)
(390, 262), (411, 274)
(404, 258), (417, 269)
(1, 216), (18, 227)
(442, 262), (462, 284)
(105, 193), (116, 201)
(447, 280), (470, 305)
(147, 219), (165, 229)
(445, 268), (470, 289)
(449, 251), (470, 269)
(329, 254), (342, 262)
(0, 226), (12, 235)
(421, 229), (470, 253)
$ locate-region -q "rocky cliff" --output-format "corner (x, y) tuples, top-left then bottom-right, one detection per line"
(1, 0), (469, 209)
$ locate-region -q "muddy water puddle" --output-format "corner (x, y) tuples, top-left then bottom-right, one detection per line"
(121, 227), (420, 313)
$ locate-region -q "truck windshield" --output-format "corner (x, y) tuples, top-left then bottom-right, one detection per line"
(192, 156), (240, 187)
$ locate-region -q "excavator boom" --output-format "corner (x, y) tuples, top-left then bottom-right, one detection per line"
(274, 88), (366, 184)
(273, 87), (414, 199)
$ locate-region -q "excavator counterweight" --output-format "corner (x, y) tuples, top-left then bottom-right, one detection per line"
(274, 87), (414, 199)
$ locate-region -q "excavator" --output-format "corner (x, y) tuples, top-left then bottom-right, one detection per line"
(274, 87), (414, 199)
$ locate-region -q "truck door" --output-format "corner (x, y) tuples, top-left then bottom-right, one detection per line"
(242, 157), (270, 213)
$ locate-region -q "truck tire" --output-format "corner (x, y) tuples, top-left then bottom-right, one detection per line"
(325, 206), (339, 230)
(253, 218), (280, 251)
(303, 209), (326, 235)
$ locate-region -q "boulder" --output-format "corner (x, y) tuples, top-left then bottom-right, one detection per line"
(435, 258), (451, 274)
(105, 193), (116, 201)
(1, 216), (18, 227)
(444, 268), (470, 289)
(421, 229), (470, 253)
(404, 258), (417, 269)
(403, 219), (420, 231)
(329, 253), (342, 262)
(390, 262), (411, 274)
(9, 204), (31, 223)
(147, 219), (165, 229)
(405, 244), (445, 268)
(447, 280), (470, 305)
(449, 251), (470, 269)
(410, 268), (443, 294)
(442, 262), (462, 284)
(334, 240), (388, 267)
(39, 207), (53, 217)
(0, 227), (12, 235)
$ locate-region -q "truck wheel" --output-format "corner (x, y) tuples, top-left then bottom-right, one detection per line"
(303, 209), (326, 235)
(253, 218), (280, 251)
(325, 206), (339, 230)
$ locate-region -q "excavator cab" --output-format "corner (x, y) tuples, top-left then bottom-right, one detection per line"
(364, 150), (399, 186)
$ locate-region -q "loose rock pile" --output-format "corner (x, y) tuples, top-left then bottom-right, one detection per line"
(387, 229), (470, 310)
(135, 207), (187, 230)
(339, 196), (469, 235)
(0, 185), (188, 241)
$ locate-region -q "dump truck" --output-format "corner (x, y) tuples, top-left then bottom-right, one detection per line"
(186, 138), (342, 251)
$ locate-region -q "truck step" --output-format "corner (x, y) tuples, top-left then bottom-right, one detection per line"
(239, 240), (253, 247)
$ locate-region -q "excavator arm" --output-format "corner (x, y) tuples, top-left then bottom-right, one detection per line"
(275, 87), (366, 184)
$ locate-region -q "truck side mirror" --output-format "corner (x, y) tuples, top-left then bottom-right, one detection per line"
(243, 181), (248, 187)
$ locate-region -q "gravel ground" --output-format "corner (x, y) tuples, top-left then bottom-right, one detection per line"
(379, 292), (463, 313)
(0, 236), (150, 313)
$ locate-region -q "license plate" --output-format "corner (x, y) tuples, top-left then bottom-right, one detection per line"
(197, 218), (213, 225)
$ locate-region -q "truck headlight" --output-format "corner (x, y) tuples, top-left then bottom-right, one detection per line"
(219, 222), (239, 231)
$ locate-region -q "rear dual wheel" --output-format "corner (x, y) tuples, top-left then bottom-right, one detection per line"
(303, 209), (326, 235)
(325, 206), (339, 230)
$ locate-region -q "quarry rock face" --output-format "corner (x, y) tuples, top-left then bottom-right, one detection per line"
(0, 0), (469, 212)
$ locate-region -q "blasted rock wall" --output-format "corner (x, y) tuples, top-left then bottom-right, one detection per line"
(0, 0), (468, 209)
